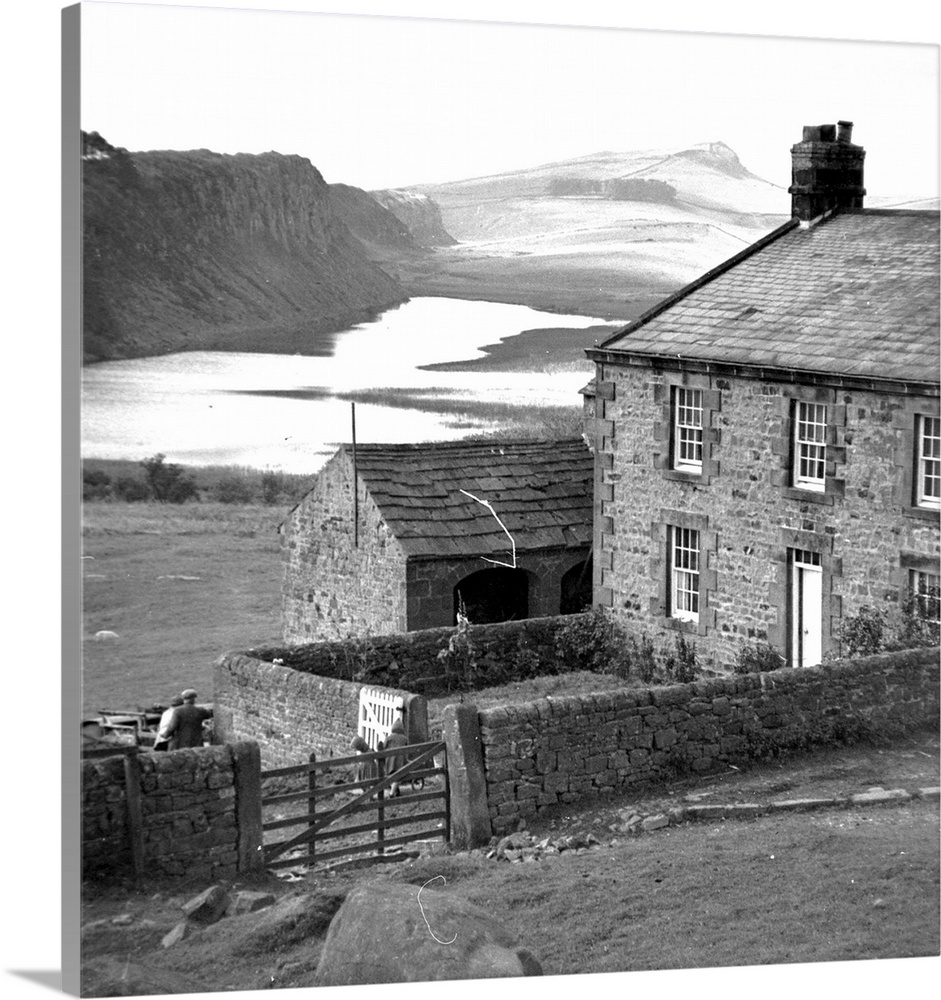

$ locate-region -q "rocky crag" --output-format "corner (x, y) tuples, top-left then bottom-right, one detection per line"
(82, 133), (428, 363)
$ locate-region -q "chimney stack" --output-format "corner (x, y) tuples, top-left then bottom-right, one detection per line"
(789, 121), (866, 223)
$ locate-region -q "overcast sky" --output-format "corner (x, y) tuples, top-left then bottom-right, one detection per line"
(80, 2), (939, 197)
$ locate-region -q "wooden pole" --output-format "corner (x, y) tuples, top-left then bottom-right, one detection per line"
(376, 751), (385, 856)
(351, 402), (359, 548)
(308, 751), (317, 865)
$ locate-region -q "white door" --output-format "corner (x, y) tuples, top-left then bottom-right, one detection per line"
(791, 551), (823, 668)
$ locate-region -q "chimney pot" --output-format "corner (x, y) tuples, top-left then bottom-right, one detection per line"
(837, 120), (854, 143)
(819, 124), (836, 142)
(802, 125), (821, 142)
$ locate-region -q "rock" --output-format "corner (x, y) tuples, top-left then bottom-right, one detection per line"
(230, 891), (276, 915)
(110, 914), (134, 925)
(81, 956), (211, 996)
(314, 881), (543, 985)
(237, 891), (347, 954)
(94, 630), (119, 641)
(642, 814), (670, 832)
(181, 885), (231, 925)
(161, 921), (192, 949)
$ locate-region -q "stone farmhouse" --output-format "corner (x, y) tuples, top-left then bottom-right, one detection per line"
(585, 121), (940, 672)
(281, 438), (593, 642)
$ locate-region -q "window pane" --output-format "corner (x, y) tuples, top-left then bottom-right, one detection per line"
(673, 388), (703, 469)
(919, 416), (941, 506)
(671, 527), (700, 619)
(794, 401), (827, 489)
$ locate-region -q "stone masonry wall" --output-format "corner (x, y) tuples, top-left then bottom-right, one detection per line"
(281, 449), (409, 643)
(82, 743), (257, 881)
(594, 362), (940, 670)
(478, 647), (940, 834)
(406, 549), (590, 630)
(235, 614), (593, 700)
(213, 652), (424, 767)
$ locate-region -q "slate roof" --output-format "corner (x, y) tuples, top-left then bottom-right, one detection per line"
(344, 439), (593, 560)
(598, 210), (940, 386)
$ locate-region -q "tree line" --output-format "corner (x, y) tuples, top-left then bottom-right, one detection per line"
(82, 454), (310, 506)
(546, 176), (677, 203)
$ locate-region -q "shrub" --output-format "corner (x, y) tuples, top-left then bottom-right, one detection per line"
(734, 641), (786, 675)
(261, 470), (286, 505)
(113, 475), (151, 502)
(555, 607), (630, 676)
(628, 633), (657, 684)
(213, 473), (254, 504)
(140, 453), (198, 504)
(83, 469), (112, 501)
(663, 633), (700, 684)
(838, 594), (939, 658)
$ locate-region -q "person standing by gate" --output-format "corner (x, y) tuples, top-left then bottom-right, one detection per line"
(162, 689), (213, 750)
(153, 695), (183, 751)
(383, 717), (409, 797)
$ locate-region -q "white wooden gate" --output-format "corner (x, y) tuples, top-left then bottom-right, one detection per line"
(358, 687), (404, 750)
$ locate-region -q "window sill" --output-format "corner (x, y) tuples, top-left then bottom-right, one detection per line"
(903, 505), (941, 523)
(781, 486), (835, 506)
(663, 469), (707, 485)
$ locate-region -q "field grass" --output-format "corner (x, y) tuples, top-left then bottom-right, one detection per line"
(80, 501), (286, 717)
(389, 805), (940, 974)
(82, 800), (940, 990)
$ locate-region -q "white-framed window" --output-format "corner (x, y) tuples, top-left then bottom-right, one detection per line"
(916, 415), (941, 510)
(793, 401), (827, 491)
(910, 569), (941, 625)
(670, 526), (700, 622)
(672, 387), (703, 472)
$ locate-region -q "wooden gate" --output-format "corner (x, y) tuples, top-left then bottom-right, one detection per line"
(358, 686), (404, 749)
(261, 740), (449, 870)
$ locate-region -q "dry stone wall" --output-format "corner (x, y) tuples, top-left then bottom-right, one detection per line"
(82, 742), (260, 881)
(242, 614), (587, 699)
(477, 647), (939, 834)
(213, 652), (424, 767)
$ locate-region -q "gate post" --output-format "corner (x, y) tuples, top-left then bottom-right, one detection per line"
(441, 704), (491, 850)
(231, 741), (263, 872)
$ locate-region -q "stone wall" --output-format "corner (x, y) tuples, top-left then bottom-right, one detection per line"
(406, 549), (591, 630)
(213, 652), (426, 767)
(477, 647), (940, 834)
(593, 362), (940, 670)
(82, 742), (261, 881)
(236, 614), (595, 700)
(281, 449), (409, 643)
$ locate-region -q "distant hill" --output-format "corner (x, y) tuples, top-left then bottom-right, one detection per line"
(395, 142), (792, 319)
(82, 133), (415, 362)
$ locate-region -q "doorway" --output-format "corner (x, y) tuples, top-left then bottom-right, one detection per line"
(790, 549), (823, 667)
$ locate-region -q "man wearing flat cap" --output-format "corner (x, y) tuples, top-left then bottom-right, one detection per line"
(162, 689), (213, 750)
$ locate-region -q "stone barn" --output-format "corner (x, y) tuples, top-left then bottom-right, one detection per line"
(281, 438), (593, 642)
(586, 121), (940, 672)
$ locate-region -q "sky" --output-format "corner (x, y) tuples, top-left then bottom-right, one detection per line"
(79, 2), (940, 197)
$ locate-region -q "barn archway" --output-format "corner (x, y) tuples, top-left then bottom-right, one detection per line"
(454, 567), (529, 625)
(560, 558), (593, 615)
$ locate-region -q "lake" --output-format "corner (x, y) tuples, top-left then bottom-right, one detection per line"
(81, 297), (618, 473)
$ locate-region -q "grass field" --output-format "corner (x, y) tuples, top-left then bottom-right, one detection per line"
(80, 501), (286, 717)
(81, 799), (940, 990)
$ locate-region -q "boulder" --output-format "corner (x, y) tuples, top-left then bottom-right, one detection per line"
(314, 880), (542, 985)
(80, 957), (210, 996)
(181, 885), (230, 925)
(230, 890), (276, 915)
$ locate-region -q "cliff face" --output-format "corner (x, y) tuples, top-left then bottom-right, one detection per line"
(82, 135), (409, 362)
(370, 189), (457, 247)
